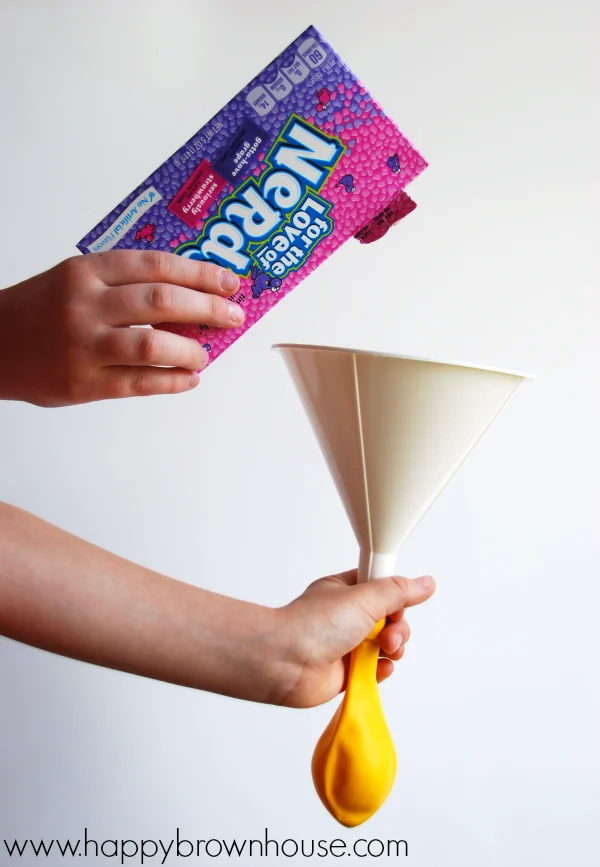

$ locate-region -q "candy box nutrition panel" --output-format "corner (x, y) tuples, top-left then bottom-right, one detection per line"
(77, 26), (427, 365)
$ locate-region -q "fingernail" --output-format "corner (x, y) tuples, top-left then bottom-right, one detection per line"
(220, 269), (239, 294)
(188, 372), (200, 388)
(418, 575), (435, 589)
(392, 634), (403, 652)
(229, 302), (244, 325)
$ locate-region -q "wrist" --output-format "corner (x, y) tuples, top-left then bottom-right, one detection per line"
(188, 591), (294, 705)
(228, 601), (294, 705)
(255, 603), (308, 707)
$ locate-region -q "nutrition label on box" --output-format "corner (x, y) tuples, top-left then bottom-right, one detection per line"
(245, 35), (328, 117)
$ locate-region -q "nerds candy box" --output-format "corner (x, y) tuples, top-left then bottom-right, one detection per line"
(77, 26), (427, 365)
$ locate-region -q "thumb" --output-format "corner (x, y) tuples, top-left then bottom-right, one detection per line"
(352, 575), (436, 622)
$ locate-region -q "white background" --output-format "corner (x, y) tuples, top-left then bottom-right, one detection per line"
(1, 0), (599, 864)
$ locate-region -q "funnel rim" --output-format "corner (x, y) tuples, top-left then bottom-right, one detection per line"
(272, 343), (534, 381)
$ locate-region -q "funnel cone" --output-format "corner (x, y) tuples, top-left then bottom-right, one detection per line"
(274, 343), (529, 827)
(274, 344), (527, 575)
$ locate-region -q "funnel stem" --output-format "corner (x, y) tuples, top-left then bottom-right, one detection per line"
(357, 550), (397, 583)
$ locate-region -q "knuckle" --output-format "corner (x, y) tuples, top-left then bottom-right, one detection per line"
(59, 300), (86, 336)
(57, 255), (83, 286)
(111, 285), (137, 319)
(148, 282), (174, 314)
(62, 363), (86, 403)
(53, 258), (94, 335)
(165, 372), (182, 394)
(55, 261), (81, 305)
(93, 249), (120, 273)
(206, 294), (223, 322)
(100, 329), (122, 362)
(185, 342), (203, 370)
(130, 372), (154, 396)
(105, 376), (130, 400)
(137, 328), (163, 364)
(193, 259), (207, 282)
(144, 250), (173, 281)
(392, 576), (411, 597)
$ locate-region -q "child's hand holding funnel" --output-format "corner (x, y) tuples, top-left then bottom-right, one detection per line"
(277, 570), (436, 707)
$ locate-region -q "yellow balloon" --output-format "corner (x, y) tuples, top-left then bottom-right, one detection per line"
(311, 620), (397, 827)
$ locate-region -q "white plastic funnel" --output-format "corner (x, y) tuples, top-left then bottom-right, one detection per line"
(274, 344), (530, 581)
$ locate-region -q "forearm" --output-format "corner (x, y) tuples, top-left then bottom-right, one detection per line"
(0, 502), (284, 702)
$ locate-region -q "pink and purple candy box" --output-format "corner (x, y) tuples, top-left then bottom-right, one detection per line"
(77, 26), (427, 366)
